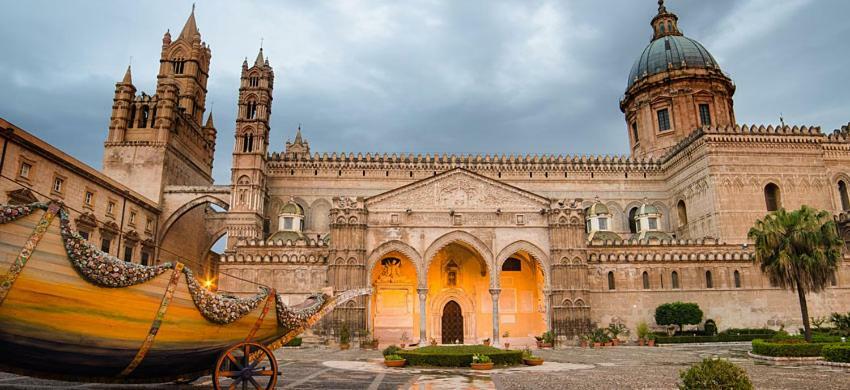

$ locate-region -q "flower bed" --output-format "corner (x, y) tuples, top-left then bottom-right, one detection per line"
(397, 345), (523, 367)
(822, 345), (850, 363)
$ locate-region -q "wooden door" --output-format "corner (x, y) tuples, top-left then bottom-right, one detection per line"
(441, 300), (464, 344)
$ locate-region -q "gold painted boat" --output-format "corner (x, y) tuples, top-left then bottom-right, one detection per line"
(0, 202), (366, 384)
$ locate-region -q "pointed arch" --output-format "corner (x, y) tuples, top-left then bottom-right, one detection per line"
(494, 240), (550, 289)
(423, 230), (493, 288)
(366, 240), (423, 285)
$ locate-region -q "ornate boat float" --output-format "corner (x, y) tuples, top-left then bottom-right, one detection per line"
(0, 202), (368, 389)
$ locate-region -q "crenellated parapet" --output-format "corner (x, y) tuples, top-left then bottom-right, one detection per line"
(220, 246), (328, 264)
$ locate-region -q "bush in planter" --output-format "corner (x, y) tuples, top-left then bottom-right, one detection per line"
(284, 337), (303, 347)
(679, 358), (753, 390)
(384, 354), (404, 361)
(542, 331), (555, 345)
(751, 339), (830, 357)
(382, 345), (401, 356)
(822, 345), (850, 363)
(655, 302), (703, 333)
(398, 345), (522, 367)
(636, 321), (650, 341)
(472, 353), (492, 364)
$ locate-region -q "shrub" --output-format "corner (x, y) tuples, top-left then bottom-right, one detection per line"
(637, 321), (650, 340)
(822, 345), (850, 363)
(472, 353), (491, 364)
(719, 328), (777, 337)
(384, 354), (404, 361)
(541, 331), (554, 345)
(751, 339), (829, 357)
(398, 345), (522, 367)
(382, 345), (401, 356)
(522, 347), (539, 359)
(704, 319), (717, 336)
(830, 312), (850, 335)
(339, 323), (350, 344)
(284, 337), (302, 347)
(679, 358), (753, 390)
(656, 302), (703, 332)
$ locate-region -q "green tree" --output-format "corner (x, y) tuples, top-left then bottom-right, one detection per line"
(655, 302), (703, 333)
(748, 206), (843, 342)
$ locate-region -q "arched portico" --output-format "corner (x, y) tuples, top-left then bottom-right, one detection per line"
(494, 241), (549, 346)
(367, 241), (422, 345)
(422, 230), (494, 288)
(158, 191), (229, 270)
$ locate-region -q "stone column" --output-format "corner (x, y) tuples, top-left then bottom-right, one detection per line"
(418, 287), (428, 344)
(543, 288), (552, 331)
(490, 288), (501, 345)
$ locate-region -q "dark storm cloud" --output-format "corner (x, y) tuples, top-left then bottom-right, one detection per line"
(1, 0), (848, 184)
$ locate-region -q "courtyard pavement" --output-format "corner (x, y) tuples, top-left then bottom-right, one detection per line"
(0, 343), (848, 389)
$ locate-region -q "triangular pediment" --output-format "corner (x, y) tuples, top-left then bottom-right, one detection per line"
(365, 168), (549, 212)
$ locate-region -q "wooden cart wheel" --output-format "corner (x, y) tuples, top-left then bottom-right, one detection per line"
(212, 341), (278, 390)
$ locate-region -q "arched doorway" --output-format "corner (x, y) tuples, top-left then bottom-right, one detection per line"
(442, 301), (464, 344)
(426, 240), (489, 344)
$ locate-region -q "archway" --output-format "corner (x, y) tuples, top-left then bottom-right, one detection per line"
(426, 241), (490, 344)
(496, 252), (546, 347)
(158, 196), (228, 275)
(369, 251), (420, 346)
(441, 301), (464, 344)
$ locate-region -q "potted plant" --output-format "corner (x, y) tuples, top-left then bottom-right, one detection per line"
(535, 335), (544, 348)
(482, 338), (491, 346)
(607, 323), (628, 346)
(339, 323), (351, 350)
(579, 334), (590, 348)
(522, 348), (544, 366)
(384, 354), (406, 367)
(646, 333), (656, 347)
(360, 329), (378, 349)
(471, 353), (494, 370)
(502, 331), (510, 349)
(399, 331), (409, 348)
(541, 331), (554, 348)
(637, 321), (649, 346)
(591, 328), (607, 348)
(430, 337), (437, 346)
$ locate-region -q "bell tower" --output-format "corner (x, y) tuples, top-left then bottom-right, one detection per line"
(102, 6), (215, 202)
(227, 48), (274, 248)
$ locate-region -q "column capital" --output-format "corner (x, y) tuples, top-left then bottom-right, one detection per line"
(488, 288), (501, 296)
(417, 287), (428, 295)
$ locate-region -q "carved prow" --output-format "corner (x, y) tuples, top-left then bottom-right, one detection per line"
(265, 288), (372, 351)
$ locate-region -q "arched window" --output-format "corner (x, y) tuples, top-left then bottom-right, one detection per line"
(140, 105), (150, 128)
(705, 271), (713, 289)
(502, 258), (522, 272)
(660, 23), (666, 33)
(628, 207), (639, 234)
(249, 76), (259, 87)
(734, 270), (741, 288)
(671, 271), (679, 289)
(246, 100), (258, 119)
(242, 134), (253, 153)
(607, 271), (615, 290)
(642, 271), (650, 289)
(677, 200), (688, 227)
(839, 180), (850, 211)
(128, 104), (137, 128)
(764, 183), (781, 211)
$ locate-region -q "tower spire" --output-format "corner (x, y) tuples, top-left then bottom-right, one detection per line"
(254, 47), (264, 66)
(122, 65), (133, 84)
(179, 4), (199, 41)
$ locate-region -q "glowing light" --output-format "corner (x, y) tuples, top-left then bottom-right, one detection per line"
(203, 278), (215, 289)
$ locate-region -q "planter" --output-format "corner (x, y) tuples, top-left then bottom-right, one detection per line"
(340, 343), (350, 350)
(483, 341), (490, 346)
(592, 342), (602, 348)
(523, 358), (544, 366)
(384, 359), (406, 367)
(605, 342), (613, 347)
(647, 340), (655, 347)
(504, 343), (510, 349)
(612, 339), (620, 346)
(471, 362), (494, 370)
(580, 340), (588, 348)
(638, 339), (645, 346)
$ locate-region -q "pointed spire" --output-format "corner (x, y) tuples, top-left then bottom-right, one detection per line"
(204, 112), (215, 128)
(122, 65), (133, 84)
(179, 4), (199, 41)
(657, 0), (667, 14)
(294, 125), (303, 144)
(254, 47), (264, 66)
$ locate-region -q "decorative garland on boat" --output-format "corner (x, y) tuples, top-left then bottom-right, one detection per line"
(275, 293), (326, 330)
(0, 203), (44, 224)
(57, 209), (172, 287)
(183, 267), (269, 324)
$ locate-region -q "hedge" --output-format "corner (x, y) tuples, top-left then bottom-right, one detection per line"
(719, 328), (777, 337)
(397, 345), (523, 367)
(284, 337), (302, 347)
(822, 345), (850, 363)
(751, 339), (833, 357)
(656, 333), (774, 344)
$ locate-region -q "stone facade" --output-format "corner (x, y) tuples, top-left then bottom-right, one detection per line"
(1, 3), (849, 347)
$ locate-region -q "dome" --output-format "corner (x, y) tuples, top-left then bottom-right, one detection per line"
(280, 201), (304, 216)
(587, 202), (610, 217)
(627, 35), (720, 89)
(638, 203), (660, 216)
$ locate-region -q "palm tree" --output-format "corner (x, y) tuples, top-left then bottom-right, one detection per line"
(748, 206), (843, 342)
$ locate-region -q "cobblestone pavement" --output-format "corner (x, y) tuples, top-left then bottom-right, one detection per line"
(0, 343), (848, 389)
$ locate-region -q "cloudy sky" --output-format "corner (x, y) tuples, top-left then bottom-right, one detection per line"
(1, 0), (848, 184)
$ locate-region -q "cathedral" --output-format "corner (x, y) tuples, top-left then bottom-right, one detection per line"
(2, 1), (849, 347)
